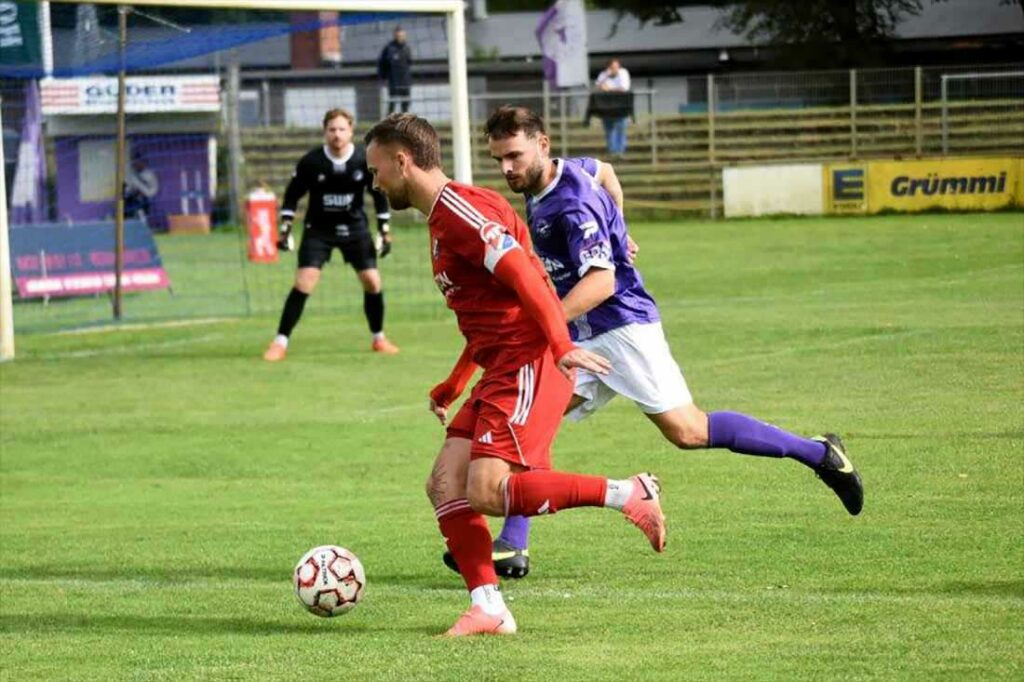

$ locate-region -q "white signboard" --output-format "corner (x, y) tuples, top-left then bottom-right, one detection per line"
(40, 76), (221, 115)
(723, 164), (825, 218)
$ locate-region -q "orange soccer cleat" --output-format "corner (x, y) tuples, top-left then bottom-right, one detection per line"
(263, 340), (287, 362)
(622, 472), (666, 552)
(371, 337), (400, 355)
(443, 605), (517, 637)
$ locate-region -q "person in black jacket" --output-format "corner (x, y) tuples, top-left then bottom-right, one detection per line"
(263, 108), (399, 361)
(377, 27), (413, 114)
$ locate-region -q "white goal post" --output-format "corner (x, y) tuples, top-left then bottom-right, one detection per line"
(0, 96), (13, 361)
(1, 0), (473, 359)
(939, 70), (1024, 154)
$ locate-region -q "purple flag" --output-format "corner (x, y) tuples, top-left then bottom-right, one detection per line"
(536, 0), (588, 88)
(10, 80), (47, 225)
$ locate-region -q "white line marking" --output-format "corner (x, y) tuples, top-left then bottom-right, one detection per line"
(40, 333), (225, 359)
(0, 578), (1017, 607)
(54, 318), (232, 336)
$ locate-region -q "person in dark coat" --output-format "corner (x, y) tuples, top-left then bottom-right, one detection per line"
(377, 27), (413, 114)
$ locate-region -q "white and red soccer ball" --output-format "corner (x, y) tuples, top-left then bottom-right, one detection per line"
(293, 545), (366, 617)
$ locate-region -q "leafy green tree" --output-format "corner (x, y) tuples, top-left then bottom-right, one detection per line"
(588, 0), (1024, 66)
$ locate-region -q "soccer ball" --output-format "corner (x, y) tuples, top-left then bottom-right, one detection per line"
(293, 545), (366, 617)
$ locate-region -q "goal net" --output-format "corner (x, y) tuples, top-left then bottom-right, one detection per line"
(1, 0), (469, 342)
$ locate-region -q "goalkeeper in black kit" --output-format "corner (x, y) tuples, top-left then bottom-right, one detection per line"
(264, 108), (400, 361)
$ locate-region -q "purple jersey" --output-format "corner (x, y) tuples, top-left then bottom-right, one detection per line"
(524, 157), (659, 341)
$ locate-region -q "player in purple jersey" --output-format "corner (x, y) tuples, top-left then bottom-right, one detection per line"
(443, 106), (863, 579)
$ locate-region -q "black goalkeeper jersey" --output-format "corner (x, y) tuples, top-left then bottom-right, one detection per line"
(280, 144), (390, 239)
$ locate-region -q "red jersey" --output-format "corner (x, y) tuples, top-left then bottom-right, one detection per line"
(428, 182), (554, 373)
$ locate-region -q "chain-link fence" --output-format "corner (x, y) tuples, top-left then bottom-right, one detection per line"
(1, 7), (451, 335)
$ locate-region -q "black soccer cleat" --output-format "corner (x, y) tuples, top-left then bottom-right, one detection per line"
(813, 433), (864, 516)
(443, 539), (531, 579)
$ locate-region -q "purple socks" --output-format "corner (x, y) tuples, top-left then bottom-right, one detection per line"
(497, 514), (531, 550)
(708, 411), (826, 468)
(495, 411), (827, 550)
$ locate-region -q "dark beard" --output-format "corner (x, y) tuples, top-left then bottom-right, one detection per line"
(523, 162), (546, 195)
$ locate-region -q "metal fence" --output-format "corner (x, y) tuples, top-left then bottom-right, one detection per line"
(3, 60), (1022, 333)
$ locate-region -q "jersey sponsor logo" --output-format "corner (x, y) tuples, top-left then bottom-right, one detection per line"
(577, 220), (599, 240)
(578, 242), (611, 263)
(540, 256), (564, 273)
(323, 193), (354, 208)
(572, 313), (593, 340)
(434, 270), (458, 298)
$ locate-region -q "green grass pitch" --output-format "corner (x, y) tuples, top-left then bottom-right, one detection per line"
(1, 213), (1021, 680)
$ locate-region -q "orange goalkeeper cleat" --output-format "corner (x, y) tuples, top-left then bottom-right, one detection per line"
(371, 337), (400, 355)
(443, 605), (517, 637)
(622, 472), (666, 552)
(263, 340), (287, 362)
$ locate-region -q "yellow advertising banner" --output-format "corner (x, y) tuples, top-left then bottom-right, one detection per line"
(865, 157), (1023, 213)
(822, 164), (868, 214)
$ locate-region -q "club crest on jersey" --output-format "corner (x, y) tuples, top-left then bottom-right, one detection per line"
(480, 221), (520, 271)
(479, 221), (518, 253)
(534, 220), (552, 237)
(432, 238), (441, 260)
(352, 170), (364, 182)
(478, 221), (505, 246)
(317, 173), (326, 183)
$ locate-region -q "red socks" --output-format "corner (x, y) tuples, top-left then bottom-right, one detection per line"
(435, 499), (497, 591)
(505, 470), (608, 516)
(436, 472), (608, 590)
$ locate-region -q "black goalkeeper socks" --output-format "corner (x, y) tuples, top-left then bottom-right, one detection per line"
(364, 291), (385, 334)
(277, 287), (309, 337)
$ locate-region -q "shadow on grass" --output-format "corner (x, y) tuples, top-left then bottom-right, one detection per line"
(825, 578), (1024, 600)
(0, 566), (462, 593)
(0, 613), (438, 636)
(853, 431), (1024, 440)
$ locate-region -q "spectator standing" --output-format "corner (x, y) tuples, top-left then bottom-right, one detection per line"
(378, 27), (413, 114)
(595, 58), (631, 157)
(123, 152), (159, 222)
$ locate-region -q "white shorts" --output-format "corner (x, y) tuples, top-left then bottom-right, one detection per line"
(567, 321), (693, 422)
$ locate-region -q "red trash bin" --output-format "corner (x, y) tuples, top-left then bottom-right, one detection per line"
(246, 188), (279, 263)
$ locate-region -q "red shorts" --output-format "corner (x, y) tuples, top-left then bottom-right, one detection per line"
(446, 350), (573, 470)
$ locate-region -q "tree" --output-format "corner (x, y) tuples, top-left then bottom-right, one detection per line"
(722, 0), (927, 66)
(589, 0), (1008, 67)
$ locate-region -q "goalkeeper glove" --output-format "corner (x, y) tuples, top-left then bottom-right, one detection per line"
(376, 222), (392, 258)
(277, 221), (294, 252)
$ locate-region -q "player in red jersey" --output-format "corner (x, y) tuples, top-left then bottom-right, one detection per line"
(364, 113), (667, 637)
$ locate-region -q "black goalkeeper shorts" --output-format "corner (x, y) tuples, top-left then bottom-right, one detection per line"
(297, 231), (377, 272)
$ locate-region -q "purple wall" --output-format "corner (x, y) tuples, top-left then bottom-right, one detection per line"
(54, 133), (212, 231)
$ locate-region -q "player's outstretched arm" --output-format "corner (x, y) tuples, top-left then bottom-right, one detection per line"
(562, 267), (616, 321)
(371, 187), (393, 257)
(428, 345), (478, 425)
(595, 160), (625, 211)
(279, 162), (310, 251)
(493, 248), (609, 378)
(557, 346), (612, 377)
(593, 160), (639, 261)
